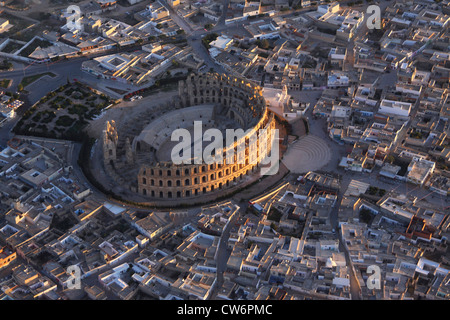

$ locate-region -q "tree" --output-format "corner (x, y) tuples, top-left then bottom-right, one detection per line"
(17, 83), (23, 92)
(270, 222), (278, 231)
(256, 39), (270, 49)
(367, 186), (379, 195)
(386, 155), (395, 164)
(359, 208), (373, 224)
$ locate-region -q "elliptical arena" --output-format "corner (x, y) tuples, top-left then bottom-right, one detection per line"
(99, 73), (280, 205)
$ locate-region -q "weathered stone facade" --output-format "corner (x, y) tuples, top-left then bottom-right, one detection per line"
(178, 73), (266, 130)
(103, 120), (118, 166)
(101, 73), (277, 202)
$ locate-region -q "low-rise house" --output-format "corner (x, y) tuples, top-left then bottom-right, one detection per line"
(406, 158), (435, 186)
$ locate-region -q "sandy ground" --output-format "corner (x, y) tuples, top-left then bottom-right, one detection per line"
(85, 90), (179, 139)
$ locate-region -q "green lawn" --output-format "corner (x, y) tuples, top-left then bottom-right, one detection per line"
(0, 79), (11, 88)
(20, 72), (57, 88)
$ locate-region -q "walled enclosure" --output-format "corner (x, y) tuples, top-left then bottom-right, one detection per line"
(101, 73), (277, 202)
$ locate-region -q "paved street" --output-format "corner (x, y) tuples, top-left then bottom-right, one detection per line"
(0, 0), (447, 302)
(209, 207), (238, 299)
(159, 0), (231, 74)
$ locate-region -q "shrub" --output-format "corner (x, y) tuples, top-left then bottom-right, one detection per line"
(55, 115), (75, 127)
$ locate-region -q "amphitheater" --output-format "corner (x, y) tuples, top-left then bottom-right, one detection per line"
(100, 73), (278, 203)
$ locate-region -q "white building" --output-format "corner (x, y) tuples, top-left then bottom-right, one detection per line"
(209, 35), (233, 50)
(327, 73), (349, 88)
(378, 99), (412, 118)
(406, 158), (435, 186)
(0, 103), (15, 119)
(0, 18), (13, 34)
(317, 2), (340, 14)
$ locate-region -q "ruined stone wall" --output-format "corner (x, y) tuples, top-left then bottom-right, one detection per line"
(137, 73), (276, 200)
(137, 115), (275, 200)
(103, 120), (118, 167)
(178, 73), (266, 130)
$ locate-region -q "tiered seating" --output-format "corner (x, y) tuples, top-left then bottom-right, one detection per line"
(136, 105), (215, 150)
